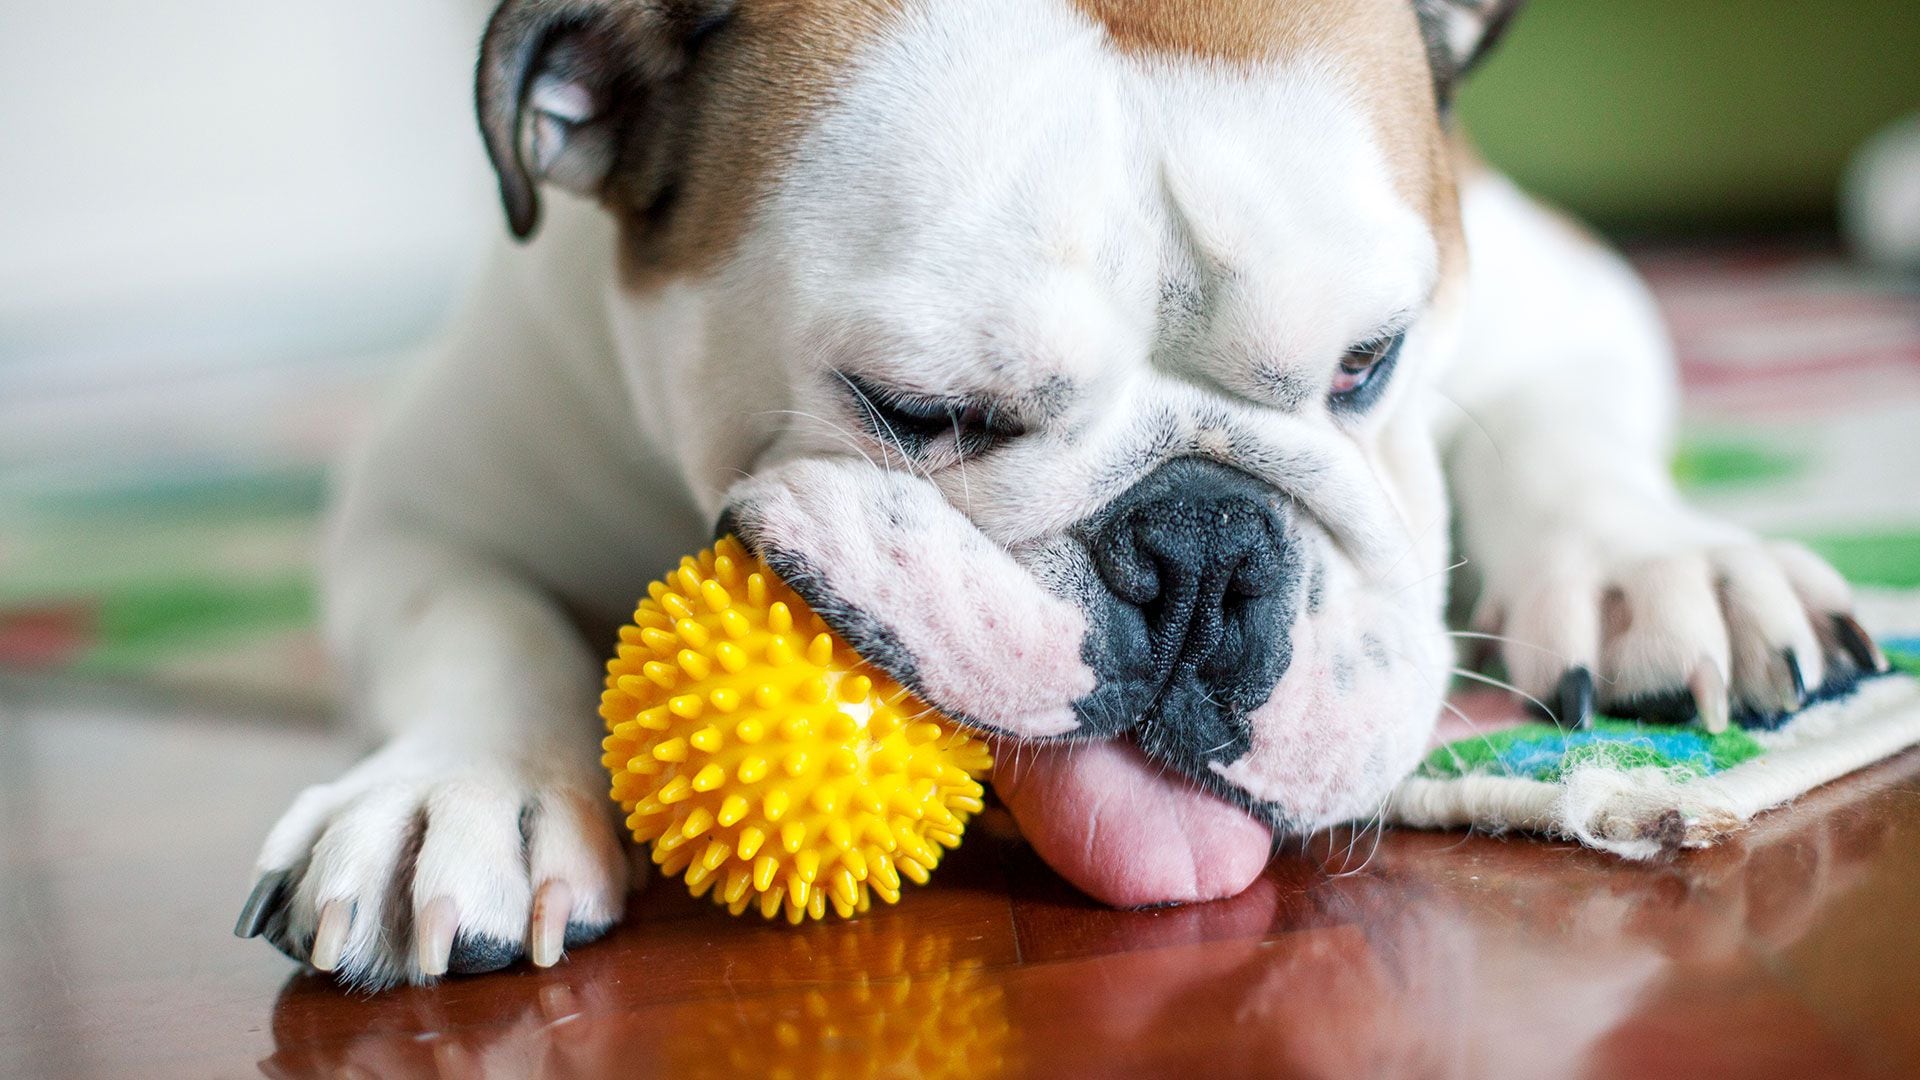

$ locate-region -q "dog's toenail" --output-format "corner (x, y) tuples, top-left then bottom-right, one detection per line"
(1780, 648), (1807, 710)
(416, 896), (458, 977)
(1831, 614), (1887, 674)
(234, 869), (291, 939)
(1552, 667), (1595, 730)
(309, 900), (351, 972)
(530, 880), (572, 968)
(1690, 661), (1729, 735)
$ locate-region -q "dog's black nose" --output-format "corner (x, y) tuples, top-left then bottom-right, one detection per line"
(1081, 458), (1299, 744)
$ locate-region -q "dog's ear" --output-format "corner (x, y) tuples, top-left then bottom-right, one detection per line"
(477, 0), (731, 239)
(1412, 0), (1524, 104)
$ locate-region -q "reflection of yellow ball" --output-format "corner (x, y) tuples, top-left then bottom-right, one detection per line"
(669, 920), (1015, 1079)
(684, 964), (1012, 1080)
(600, 537), (993, 922)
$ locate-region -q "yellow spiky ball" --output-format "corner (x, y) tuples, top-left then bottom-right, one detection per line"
(600, 536), (993, 922)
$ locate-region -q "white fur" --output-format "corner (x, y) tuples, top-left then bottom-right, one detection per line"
(1442, 174), (1851, 718)
(247, 0), (1867, 984)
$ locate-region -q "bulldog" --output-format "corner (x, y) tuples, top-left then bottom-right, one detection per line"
(236, 0), (1886, 988)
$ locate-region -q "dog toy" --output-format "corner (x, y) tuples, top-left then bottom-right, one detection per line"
(600, 536), (993, 922)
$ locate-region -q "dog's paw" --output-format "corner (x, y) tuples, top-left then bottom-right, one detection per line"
(1477, 522), (1888, 731)
(234, 737), (631, 989)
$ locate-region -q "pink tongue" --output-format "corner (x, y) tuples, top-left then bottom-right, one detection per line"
(994, 738), (1275, 908)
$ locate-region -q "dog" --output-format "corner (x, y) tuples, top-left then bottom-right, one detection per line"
(235, 0), (1887, 988)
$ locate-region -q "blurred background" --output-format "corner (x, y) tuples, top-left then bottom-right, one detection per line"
(2, 0), (1918, 708)
(1462, 0), (1920, 231)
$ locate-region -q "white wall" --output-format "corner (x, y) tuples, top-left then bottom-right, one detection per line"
(0, 0), (499, 380)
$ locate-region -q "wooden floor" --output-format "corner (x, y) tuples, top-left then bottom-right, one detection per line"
(5, 686), (1920, 1080)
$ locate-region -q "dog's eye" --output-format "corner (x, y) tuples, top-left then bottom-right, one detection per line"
(1329, 331), (1406, 410)
(840, 373), (1023, 459)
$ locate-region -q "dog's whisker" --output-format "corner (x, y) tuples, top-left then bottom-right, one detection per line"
(1331, 798), (1388, 878)
(1391, 555), (1467, 597)
(1379, 637), (1505, 771)
(951, 413), (974, 516)
(1432, 389), (1507, 468)
(1444, 628), (1557, 652)
(1338, 813), (1363, 871)
(1451, 666), (1559, 724)
(1442, 628), (1587, 670)
(1436, 694), (1503, 776)
(830, 371), (941, 487)
(1372, 502), (1449, 589)
(1438, 629), (1619, 689)
(1341, 806), (1379, 875)
(1356, 802), (1389, 875)
(1410, 627), (1518, 821)
(756, 408), (881, 473)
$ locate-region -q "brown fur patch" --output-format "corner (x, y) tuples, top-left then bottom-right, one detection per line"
(617, 0), (1464, 291)
(1071, 0), (1462, 278)
(613, 0), (904, 288)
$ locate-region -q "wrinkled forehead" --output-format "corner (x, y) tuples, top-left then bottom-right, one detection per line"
(751, 0), (1447, 201)
(737, 0), (1445, 376)
(1072, 0), (1451, 219)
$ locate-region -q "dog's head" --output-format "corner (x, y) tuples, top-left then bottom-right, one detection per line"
(477, 0), (1516, 833)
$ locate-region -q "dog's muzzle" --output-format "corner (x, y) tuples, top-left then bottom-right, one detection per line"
(1074, 457), (1301, 763)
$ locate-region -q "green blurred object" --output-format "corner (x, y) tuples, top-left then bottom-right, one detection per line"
(1457, 0), (1920, 229)
(1797, 530), (1920, 590)
(1671, 436), (1807, 491)
(77, 576), (316, 676)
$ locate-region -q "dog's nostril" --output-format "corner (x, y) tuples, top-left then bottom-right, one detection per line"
(1092, 523), (1165, 606)
(1228, 548), (1281, 597)
(1087, 459), (1294, 666)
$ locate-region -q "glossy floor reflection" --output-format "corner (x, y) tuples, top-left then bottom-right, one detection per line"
(4, 692), (1918, 1079)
